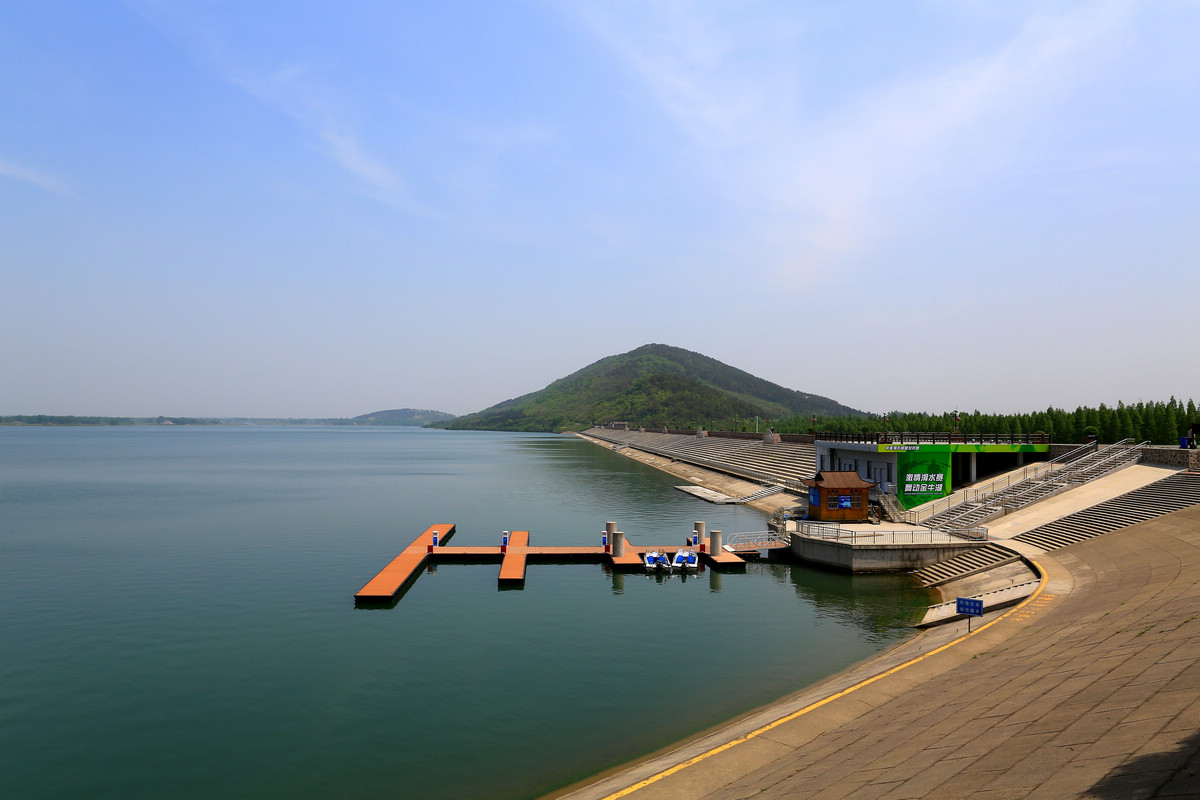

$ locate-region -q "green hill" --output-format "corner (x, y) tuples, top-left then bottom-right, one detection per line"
(439, 343), (862, 433)
(352, 408), (457, 426)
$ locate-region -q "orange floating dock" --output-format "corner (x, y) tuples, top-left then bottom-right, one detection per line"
(354, 524), (455, 602)
(498, 530), (529, 584)
(702, 538), (749, 566)
(355, 524), (754, 605)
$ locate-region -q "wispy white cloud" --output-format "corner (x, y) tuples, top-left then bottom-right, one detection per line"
(225, 61), (418, 209)
(573, 1), (1136, 284)
(129, 2), (418, 213)
(318, 129), (402, 197)
(0, 158), (74, 197)
(575, 1), (798, 151)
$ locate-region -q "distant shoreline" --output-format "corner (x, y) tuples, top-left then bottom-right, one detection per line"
(0, 417), (427, 427)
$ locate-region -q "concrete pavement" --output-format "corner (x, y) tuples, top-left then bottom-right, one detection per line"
(553, 491), (1200, 799)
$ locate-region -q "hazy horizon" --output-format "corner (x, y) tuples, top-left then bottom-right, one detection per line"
(3, 2), (1196, 418)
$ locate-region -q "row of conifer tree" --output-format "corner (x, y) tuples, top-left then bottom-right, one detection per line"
(773, 398), (1198, 446)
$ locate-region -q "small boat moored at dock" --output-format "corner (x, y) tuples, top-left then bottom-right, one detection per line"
(672, 548), (700, 571)
(643, 550), (670, 572)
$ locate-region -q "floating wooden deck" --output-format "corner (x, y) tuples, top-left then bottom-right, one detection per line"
(354, 525), (752, 604)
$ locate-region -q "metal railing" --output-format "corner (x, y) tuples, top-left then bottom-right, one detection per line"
(723, 530), (791, 550)
(947, 439), (1137, 516)
(795, 522), (987, 544)
(817, 431), (1052, 445)
(903, 441), (1098, 525)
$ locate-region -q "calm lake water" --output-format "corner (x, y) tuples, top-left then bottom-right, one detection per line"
(0, 426), (932, 799)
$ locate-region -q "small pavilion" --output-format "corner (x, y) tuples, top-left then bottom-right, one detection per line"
(802, 470), (878, 522)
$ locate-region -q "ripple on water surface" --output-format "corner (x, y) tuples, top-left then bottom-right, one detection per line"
(0, 426), (931, 800)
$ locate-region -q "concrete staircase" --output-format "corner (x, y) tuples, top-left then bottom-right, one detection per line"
(911, 542), (1022, 588)
(922, 440), (1145, 531)
(913, 471), (1200, 587)
(1012, 471), (1200, 551)
(738, 485), (785, 503)
(877, 493), (905, 522)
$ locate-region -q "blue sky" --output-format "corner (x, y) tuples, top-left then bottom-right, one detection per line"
(2, 1), (1197, 418)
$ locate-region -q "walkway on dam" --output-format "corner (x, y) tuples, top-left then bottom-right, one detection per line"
(555, 481), (1200, 800)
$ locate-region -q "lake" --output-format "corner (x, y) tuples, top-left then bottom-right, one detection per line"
(0, 425), (932, 799)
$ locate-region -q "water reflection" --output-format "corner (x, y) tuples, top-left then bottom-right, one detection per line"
(709, 569), (723, 593)
(1, 425), (935, 800)
(509, 434), (765, 532)
(741, 558), (934, 642)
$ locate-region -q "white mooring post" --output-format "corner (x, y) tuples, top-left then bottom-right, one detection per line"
(710, 529), (722, 554)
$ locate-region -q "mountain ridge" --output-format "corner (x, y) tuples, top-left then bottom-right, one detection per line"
(438, 343), (863, 432)
(352, 408), (457, 426)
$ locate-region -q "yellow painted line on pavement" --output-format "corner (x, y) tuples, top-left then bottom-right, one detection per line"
(601, 560), (1049, 800)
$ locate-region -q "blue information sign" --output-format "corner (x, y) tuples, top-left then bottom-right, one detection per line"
(956, 597), (983, 616)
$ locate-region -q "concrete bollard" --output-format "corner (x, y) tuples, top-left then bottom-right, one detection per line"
(695, 521), (706, 552)
(613, 530), (625, 557)
(710, 530), (722, 554)
(605, 521), (617, 554)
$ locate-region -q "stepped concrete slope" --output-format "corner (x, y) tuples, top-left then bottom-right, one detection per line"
(912, 541), (1022, 588)
(584, 428), (816, 486)
(911, 465), (1181, 588)
(1012, 472), (1200, 552)
(922, 440), (1144, 531)
(554, 500), (1200, 800)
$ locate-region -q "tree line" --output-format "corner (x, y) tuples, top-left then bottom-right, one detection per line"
(772, 398), (1199, 446)
(1, 415), (225, 426)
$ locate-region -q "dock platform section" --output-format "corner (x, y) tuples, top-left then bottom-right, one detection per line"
(354, 524), (455, 602)
(355, 525), (748, 603)
(702, 539), (748, 569)
(498, 530), (529, 584)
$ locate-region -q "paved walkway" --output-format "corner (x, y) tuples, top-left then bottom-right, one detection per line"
(556, 501), (1200, 800)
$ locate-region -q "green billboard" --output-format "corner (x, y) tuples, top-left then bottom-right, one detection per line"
(895, 446), (951, 509)
(876, 441), (1047, 509)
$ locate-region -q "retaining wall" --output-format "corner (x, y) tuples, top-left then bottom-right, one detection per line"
(790, 534), (984, 573)
(1139, 446), (1200, 470)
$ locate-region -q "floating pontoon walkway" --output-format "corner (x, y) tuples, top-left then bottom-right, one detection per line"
(354, 523), (456, 601)
(354, 524), (748, 604)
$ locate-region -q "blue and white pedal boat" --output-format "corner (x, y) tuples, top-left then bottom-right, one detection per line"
(672, 548), (700, 571)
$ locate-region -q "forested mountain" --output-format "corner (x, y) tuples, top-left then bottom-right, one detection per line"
(352, 408), (457, 426)
(439, 343), (862, 433)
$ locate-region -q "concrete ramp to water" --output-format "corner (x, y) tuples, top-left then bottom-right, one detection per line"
(675, 485), (740, 503)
